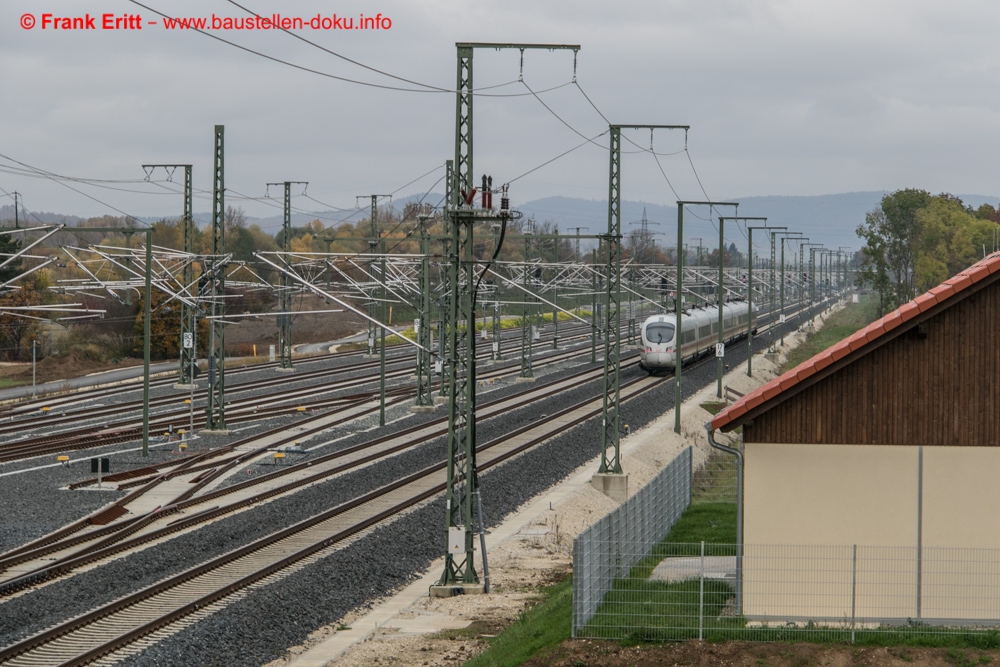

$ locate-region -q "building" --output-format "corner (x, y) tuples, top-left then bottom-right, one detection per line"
(709, 253), (1000, 623)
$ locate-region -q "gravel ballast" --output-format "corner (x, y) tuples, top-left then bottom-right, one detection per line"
(0, 303), (823, 664)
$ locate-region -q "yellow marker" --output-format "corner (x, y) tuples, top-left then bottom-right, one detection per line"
(297, 406), (306, 412)
(179, 443), (187, 451)
(177, 429), (187, 435)
(274, 452), (286, 461)
(57, 455), (69, 462)
(184, 399), (192, 405)
(41, 407), (51, 412)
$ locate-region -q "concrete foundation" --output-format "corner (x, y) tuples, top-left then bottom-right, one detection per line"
(275, 367), (295, 373)
(172, 383), (195, 390)
(200, 428), (232, 435)
(591, 472), (629, 503)
(515, 376), (536, 384)
(428, 583), (485, 598)
(409, 404), (436, 413)
(433, 395), (449, 406)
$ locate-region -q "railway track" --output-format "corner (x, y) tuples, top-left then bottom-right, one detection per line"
(0, 297), (828, 664)
(0, 356), (638, 593)
(0, 361), (666, 666)
(0, 327), (599, 463)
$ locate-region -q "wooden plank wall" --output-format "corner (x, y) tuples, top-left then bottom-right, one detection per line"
(746, 280), (1000, 445)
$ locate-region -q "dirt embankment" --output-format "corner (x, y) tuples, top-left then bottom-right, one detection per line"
(526, 640), (1000, 667)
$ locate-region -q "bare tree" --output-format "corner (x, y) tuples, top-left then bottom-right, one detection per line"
(225, 205), (248, 232)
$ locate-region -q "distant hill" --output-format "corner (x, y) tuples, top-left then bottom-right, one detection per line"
(515, 192), (1000, 251)
(6, 191), (999, 252)
(0, 205), (82, 226)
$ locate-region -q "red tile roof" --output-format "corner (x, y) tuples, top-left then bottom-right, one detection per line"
(710, 252), (1000, 432)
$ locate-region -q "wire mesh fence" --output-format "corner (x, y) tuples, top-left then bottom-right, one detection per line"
(576, 541), (1000, 645)
(691, 449), (737, 505)
(572, 447), (692, 636)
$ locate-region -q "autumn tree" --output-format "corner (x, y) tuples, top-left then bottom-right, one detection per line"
(856, 189), (931, 311)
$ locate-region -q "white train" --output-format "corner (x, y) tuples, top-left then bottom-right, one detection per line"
(638, 300), (756, 372)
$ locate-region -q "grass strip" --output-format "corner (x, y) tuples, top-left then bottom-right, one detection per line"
(463, 576), (572, 667)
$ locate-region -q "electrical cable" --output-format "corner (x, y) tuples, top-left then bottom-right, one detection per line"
(129, 0), (574, 98)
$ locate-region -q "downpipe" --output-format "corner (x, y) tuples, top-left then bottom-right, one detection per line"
(705, 422), (743, 615)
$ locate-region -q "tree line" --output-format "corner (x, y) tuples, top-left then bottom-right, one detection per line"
(856, 189), (1000, 317)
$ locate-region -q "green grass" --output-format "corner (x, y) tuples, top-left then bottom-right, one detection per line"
(780, 296), (877, 373)
(463, 576), (572, 667)
(581, 497), (1000, 649)
(700, 401), (727, 416)
(0, 377), (24, 389)
(657, 503), (736, 545)
(691, 452), (738, 505)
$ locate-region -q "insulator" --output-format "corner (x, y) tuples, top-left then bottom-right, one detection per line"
(501, 197), (509, 211)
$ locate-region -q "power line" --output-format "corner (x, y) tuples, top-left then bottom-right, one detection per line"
(129, 0), (575, 98)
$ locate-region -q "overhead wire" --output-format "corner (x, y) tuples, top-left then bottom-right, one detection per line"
(128, 0), (575, 98)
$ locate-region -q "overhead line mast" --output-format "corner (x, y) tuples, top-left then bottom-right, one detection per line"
(596, 125), (689, 488)
(435, 42), (575, 595)
(141, 164), (194, 387)
(268, 180), (308, 372)
(205, 124), (228, 433)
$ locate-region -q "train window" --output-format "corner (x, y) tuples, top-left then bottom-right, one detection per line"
(682, 329), (696, 344)
(645, 322), (675, 343)
(712, 322), (719, 333)
(698, 325), (711, 338)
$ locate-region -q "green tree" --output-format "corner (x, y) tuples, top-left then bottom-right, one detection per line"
(133, 290), (181, 360)
(856, 189), (931, 312)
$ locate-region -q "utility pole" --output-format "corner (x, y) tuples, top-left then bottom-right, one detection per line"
(568, 226), (588, 263)
(143, 164), (194, 388)
(717, 217), (767, 396)
(436, 202), (518, 593)
(412, 215), (435, 412)
(358, 195), (392, 358)
(801, 243), (823, 321)
(590, 248), (598, 363)
(675, 203), (737, 433)
(776, 232), (805, 346)
(519, 221), (534, 381)
(715, 218), (727, 399)
(595, 124), (689, 489)
(80, 227), (154, 453)
(437, 43), (573, 593)
(11, 192), (20, 229)
(437, 161), (454, 405)
(745, 223), (782, 376)
(205, 124), (228, 433)
(551, 230), (559, 349)
(269, 181), (308, 372)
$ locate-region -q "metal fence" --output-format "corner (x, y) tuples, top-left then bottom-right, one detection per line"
(576, 541), (1000, 644)
(691, 449), (737, 505)
(572, 447), (692, 636)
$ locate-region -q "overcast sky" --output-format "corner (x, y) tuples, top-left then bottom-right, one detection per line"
(2, 0), (999, 236)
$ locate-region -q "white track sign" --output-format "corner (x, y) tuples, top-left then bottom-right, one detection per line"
(715, 343), (725, 358)
(182, 332), (194, 349)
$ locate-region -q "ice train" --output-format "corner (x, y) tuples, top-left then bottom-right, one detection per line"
(638, 300), (756, 372)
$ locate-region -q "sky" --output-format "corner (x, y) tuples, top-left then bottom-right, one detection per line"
(2, 0), (999, 243)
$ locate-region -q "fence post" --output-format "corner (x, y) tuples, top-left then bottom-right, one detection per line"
(699, 540), (705, 641)
(851, 544), (857, 644)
